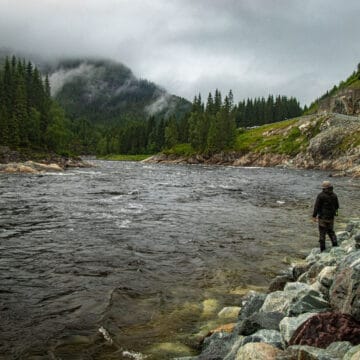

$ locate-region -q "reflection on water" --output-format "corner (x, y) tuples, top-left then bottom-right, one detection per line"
(0, 161), (359, 359)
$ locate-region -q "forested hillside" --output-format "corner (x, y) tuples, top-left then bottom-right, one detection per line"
(0, 56), (72, 154)
(46, 59), (191, 125)
(0, 54), (304, 158)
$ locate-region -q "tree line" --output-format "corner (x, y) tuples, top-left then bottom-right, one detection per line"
(235, 95), (302, 128)
(0, 55), (303, 156)
(96, 90), (302, 155)
(0, 55), (75, 154)
(96, 90), (238, 155)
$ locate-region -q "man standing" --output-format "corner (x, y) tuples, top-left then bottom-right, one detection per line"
(312, 181), (339, 252)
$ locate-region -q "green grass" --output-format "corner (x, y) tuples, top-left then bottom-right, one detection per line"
(234, 118), (310, 156)
(163, 143), (197, 156)
(349, 79), (360, 90)
(97, 154), (151, 161)
(338, 131), (360, 152)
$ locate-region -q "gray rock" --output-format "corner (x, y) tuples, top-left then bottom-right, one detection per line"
(292, 261), (311, 280)
(326, 341), (353, 359)
(283, 282), (313, 293)
(223, 336), (248, 360)
(346, 221), (360, 236)
(354, 232), (360, 250)
(297, 262), (326, 284)
(343, 344), (360, 360)
(238, 292), (267, 321)
(317, 266), (337, 288)
(279, 312), (317, 343)
(199, 332), (239, 360)
(240, 329), (284, 350)
(260, 290), (292, 314)
(329, 251), (360, 321)
(277, 345), (339, 360)
(261, 282), (329, 316)
(268, 274), (293, 292)
(235, 342), (282, 360)
(288, 291), (330, 316)
(306, 248), (322, 265)
(237, 311), (285, 336)
(337, 231), (351, 244)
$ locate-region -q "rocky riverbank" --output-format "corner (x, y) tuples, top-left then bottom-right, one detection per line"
(0, 146), (91, 173)
(175, 219), (360, 360)
(143, 113), (360, 178)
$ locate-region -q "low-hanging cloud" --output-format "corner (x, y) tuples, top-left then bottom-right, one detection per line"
(0, 0), (359, 105)
(145, 94), (173, 116)
(48, 63), (95, 95)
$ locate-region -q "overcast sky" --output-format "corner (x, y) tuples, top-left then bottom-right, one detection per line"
(0, 0), (359, 105)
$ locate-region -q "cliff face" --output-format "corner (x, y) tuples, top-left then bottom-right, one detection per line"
(318, 88), (360, 116)
(144, 113), (360, 177)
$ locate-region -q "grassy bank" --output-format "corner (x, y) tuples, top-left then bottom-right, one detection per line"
(164, 117), (317, 158)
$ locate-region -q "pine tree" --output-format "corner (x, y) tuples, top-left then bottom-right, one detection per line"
(164, 117), (179, 149)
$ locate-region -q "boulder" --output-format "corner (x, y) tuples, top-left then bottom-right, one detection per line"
(237, 311), (285, 336)
(235, 342), (282, 360)
(260, 282), (330, 316)
(268, 274), (294, 292)
(199, 332), (241, 360)
(289, 312), (360, 348)
(317, 266), (337, 288)
(344, 345), (360, 360)
(288, 290), (330, 316)
(329, 251), (360, 320)
(218, 307), (241, 320)
(346, 221), (360, 236)
(355, 233), (360, 250)
(337, 231), (351, 245)
(238, 292), (267, 321)
(279, 312), (317, 344)
(326, 342), (353, 359)
(25, 161), (63, 172)
(306, 248), (322, 265)
(239, 329), (284, 349)
(223, 336), (247, 360)
(292, 261), (311, 280)
(260, 290), (290, 314)
(277, 345), (338, 360)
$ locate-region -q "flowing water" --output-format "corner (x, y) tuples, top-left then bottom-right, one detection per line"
(0, 161), (359, 359)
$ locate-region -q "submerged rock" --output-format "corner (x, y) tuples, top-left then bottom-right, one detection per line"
(218, 307), (241, 320)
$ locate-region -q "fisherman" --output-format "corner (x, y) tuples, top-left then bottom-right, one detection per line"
(312, 181), (339, 252)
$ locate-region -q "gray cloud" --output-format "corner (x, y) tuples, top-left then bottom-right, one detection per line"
(0, 0), (359, 105)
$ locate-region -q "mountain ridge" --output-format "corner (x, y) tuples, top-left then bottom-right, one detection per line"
(43, 58), (191, 124)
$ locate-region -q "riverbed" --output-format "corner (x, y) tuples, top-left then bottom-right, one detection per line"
(0, 161), (359, 359)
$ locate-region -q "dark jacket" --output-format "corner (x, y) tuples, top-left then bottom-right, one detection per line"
(312, 187), (339, 219)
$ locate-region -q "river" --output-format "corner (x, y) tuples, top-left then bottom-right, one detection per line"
(0, 161), (359, 359)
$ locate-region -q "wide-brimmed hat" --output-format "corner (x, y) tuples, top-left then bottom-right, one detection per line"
(321, 181), (332, 188)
